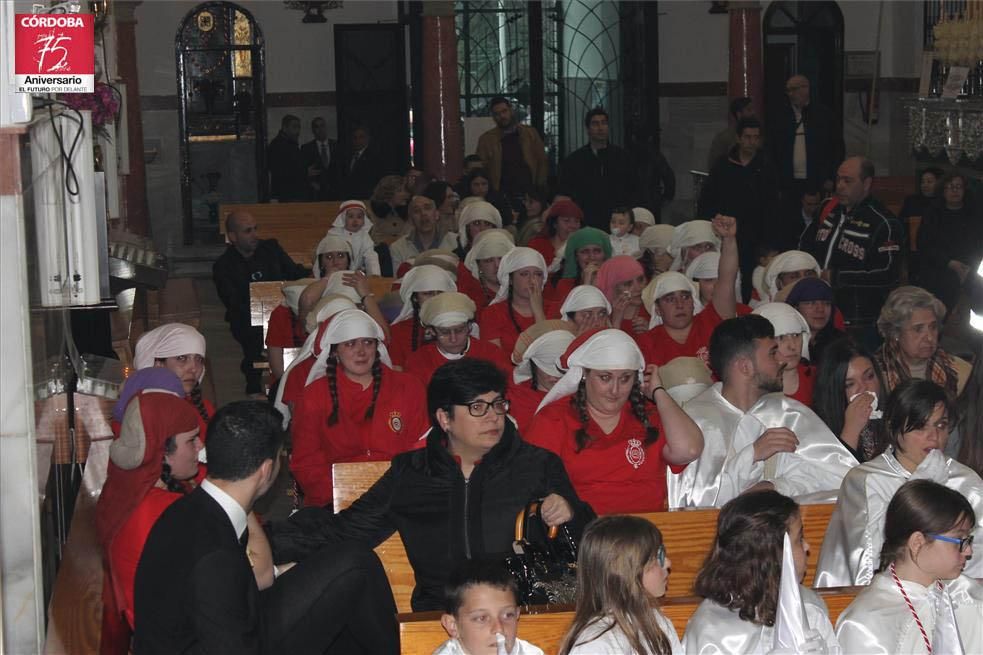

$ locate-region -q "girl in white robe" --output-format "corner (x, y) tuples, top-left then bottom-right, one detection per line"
(836, 479), (983, 653)
(558, 515), (682, 655)
(682, 490), (840, 654)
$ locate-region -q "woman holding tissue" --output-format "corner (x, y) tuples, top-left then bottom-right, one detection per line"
(683, 490), (840, 654)
(814, 379), (983, 587)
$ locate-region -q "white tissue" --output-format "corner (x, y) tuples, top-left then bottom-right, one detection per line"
(848, 390), (882, 420)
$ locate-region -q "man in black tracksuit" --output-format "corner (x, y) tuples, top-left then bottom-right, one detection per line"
(801, 156), (904, 330)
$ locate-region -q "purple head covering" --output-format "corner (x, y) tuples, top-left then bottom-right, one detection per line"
(784, 276), (834, 306)
(112, 367), (185, 423)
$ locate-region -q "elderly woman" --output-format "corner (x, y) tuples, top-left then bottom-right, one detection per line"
(387, 264), (457, 368)
(290, 309), (428, 507)
(507, 320), (576, 434)
(369, 174), (411, 239)
(545, 226), (613, 304)
(875, 285), (972, 397)
(557, 285), (612, 333)
(403, 291), (511, 386)
(460, 228), (515, 313)
(526, 329), (704, 513)
(478, 247), (548, 354)
(134, 323), (213, 434)
(815, 379), (983, 587)
(527, 198), (584, 270)
(752, 302), (816, 406)
(638, 223), (675, 280)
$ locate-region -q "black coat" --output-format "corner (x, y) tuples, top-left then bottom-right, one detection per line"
(212, 240), (309, 329)
(698, 147), (781, 247)
(341, 146), (385, 201)
(558, 143), (639, 229)
(770, 101), (844, 188)
(268, 422), (595, 611)
(267, 132), (310, 202)
(300, 138), (340, 200)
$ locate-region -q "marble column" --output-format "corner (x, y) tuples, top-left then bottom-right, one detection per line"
(420, 1), (463, 182)
(728, 1), (764, 121)
(114, 1), (150, 236)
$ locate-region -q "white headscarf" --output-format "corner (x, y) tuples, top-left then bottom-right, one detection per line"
(753, 302), (812, 360)
(312, 235), (353, 279)
(392, 265), (457, 324)
(464, 229), (515, 281)
(306, 309), (392, 385)
(419, 292), (477, 329)
(457, 200), (503, 249)
(490, 247), (548, 305)
(669, 220), (720, 271)
(321, 270), (362, 304)
(763, 251), (821, 302)
(684, 251), (742, 304)
(304, 294), (358, 334)
(632, 207), (656, 227)
(134, 323), (207, 382)
(639, 224), (675, 253)
(331, 200), (373, 234)
(642, 272), (704, 328)
(559, 285), (612, 317)
(281, 278), (314, 314)
(537, 329), (646, 412)
(513, 329), (576, 384)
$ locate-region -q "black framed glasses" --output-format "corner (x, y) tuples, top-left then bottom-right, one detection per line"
(463, 398), (510, 417)
(929, 533), (974, 551)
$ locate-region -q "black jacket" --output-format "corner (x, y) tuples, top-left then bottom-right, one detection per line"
(558, 143), (639, 229)
(267, 132), (310, 202)
(300, 138), (340, 200)
(341, 146), (385, 201)
(771, 101), (844, 188)
(698, 147), (781, 247)
(268, 423), (594, 611)
(212, 240), (309, 328)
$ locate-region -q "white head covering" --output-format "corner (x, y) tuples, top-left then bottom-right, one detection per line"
(281, 278), (315, 314)
(752, 264), (769, 304)
(490, 247), (548, 305)
(659, 356), (713, 405)
(559, 285), (612, 317)
(464, 229), (515, 280)
(134, 323), (207, 382)
(642, 272), (704, 328)
(392, 265), (457, 324)
(321, 270), (361, 304)
(304, 294), (358, 334)
(753, 302), (812, 360)
(537, 329), (646, 412)
(312, 235), (353, 279)
(547, 241), (567, 274)
(631, 207), (656, 227)
(331, 200), (372, 233)
(457, 200), (503, 248)
(639, 223), (675, 253)
(419, 292), (477, 328)
(669, 220), (720, 271)
(513, 329), (576, 384)
(763, 250), (821, 302)
(306, 309), (392, 385)
(684, 251), (742, 303)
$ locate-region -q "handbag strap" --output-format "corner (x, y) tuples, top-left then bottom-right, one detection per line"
(514, 500), (559, 542)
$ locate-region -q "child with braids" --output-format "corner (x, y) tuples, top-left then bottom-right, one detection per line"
(525, 329), (703, 513)
(289, 309), (428, 507)
(478, 246), (549, 355)
(388, 264), (457, 369)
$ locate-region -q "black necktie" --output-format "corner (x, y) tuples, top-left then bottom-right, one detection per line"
(239, 529), (249, 549)
(320, 142), (328, 167)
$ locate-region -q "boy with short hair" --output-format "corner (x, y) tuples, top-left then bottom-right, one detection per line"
(435, 560), (545, 655)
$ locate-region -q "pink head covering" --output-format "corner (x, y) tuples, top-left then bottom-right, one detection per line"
(595, 255), (644, 304)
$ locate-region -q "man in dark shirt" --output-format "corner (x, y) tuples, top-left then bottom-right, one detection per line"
(213, 212), (308, 395)
(475, 97), (549, 211)
(300, 116), (340, 200)
(267, 114), (311, 202)
(340, 125), (384, 200)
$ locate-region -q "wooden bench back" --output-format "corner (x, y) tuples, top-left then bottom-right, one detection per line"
(332, 462), (837, 614)
(870, 175), (910, 218)
(397, 589), (860, 655)
(220, 201), (343, 266)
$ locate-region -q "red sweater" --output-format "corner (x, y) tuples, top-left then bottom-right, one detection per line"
(506, 379), (546, 436)
(457, 266), (495, 319)
(404, 338), (512, 388)
(478, 302), (536, 356)
(635, 303), (723, 367)
(388, 319), (427, 369)
(788, 364), (816, 407)
(265, 304), (306, 348)
(290, 368), (428, 506)
(280, 356), (316, 412)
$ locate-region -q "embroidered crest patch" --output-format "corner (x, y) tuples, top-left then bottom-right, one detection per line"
(388, 411), (402, 433)
(626, 438), (645, 469)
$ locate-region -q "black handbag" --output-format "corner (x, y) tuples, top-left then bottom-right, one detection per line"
(502, 500), (579, 606)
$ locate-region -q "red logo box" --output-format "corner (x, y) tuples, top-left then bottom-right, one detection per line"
(15, 13), (94, 93)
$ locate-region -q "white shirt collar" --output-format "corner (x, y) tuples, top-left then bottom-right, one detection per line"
(201, 479), (248, 539)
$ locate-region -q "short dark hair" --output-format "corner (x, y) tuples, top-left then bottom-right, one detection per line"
(709, 315), (775, 381)
(884, 379), (957, 450)
(729, 97), (752, 120)
(490, 96), (510, 109)
(611, 206), (635, 224)
(442, 559), (519, 615)
(428, 359), (506, 429)
(423, 180), (452, 209)
(352, 124), (371, 137)
(205, 401), (284, 481)
(736, 117), (762, 136)
(281, 114), (300, 129)
(311, 116), (325, 128)
(942, 172), (967, 189)
(584, 107), (608, 129)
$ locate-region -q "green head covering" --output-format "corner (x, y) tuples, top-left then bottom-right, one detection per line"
(562, 227), (612, 278)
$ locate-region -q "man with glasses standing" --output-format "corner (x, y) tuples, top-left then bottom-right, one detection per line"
(267, 358), (594, 612)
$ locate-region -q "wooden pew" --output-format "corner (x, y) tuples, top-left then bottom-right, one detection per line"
(220, 201), (343, 266)
(397, 588), (861, 655)
(331, 462), (837, 613)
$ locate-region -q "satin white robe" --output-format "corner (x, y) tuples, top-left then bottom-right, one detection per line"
(682, 588), (841, 655)
(835, 574), (983, 654)
(566, 610), (683, 654)
(673, 384), (857, 508)
(814, 449), (983, 588)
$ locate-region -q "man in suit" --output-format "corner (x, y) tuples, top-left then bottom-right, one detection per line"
(341, 124), (383, 200)
(300, 116), (340, 200)
(133, 401), (398, 654)
(267, 114), (311, 202)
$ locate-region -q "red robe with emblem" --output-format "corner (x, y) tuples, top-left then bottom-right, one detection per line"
(525, 400), (682, 514)
(635, 303), (724, 366)
(478, 302), (537, 356)
(506, 379), (546, 436)
(290, 367), (428, 507)
(403, 338), (512, 388)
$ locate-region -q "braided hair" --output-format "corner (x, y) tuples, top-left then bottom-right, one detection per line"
(160, 436), (189, 493)
(569, 374), (659, 453)
(506, 283), (523, 335)
(188, 383), (210, 423)
(326, 348), (383, 426)
(529, 362), (541, 391)
(410, 294), (424, 352)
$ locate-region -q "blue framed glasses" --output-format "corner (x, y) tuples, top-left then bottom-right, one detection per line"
(656, 543), (666, 568)
(928, 534), (974, 551)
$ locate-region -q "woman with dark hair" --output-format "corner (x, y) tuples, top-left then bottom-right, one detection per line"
(423, 180), (459, 235)
(527, 199), (584, 271)
(526, 329), (703, 513)
(815, 379), (983, 587)
(517, 186), (551, 246)
(507, 321), (576, 434)
(813, 338), (890, 462)
(836, 479), (982, 652)
(899, 167), (943, 223)
(269, 358), (594, 612)
(478, 247), (548, 354)
(683, 491), (839, 654)
(780, 276), (846, 367)
(387, 264), (457, 369)
(289, 309), (427, 507)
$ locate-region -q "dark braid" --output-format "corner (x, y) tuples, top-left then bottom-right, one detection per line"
(410, 295), (422, 352)
(506, 284), (523, 335)
(188, 383), (210, 423)
(326, 352), (341, 426)
(364, 353), (382, 420)
(159, 437), (188, 493)
(628, 381), (660, 445)
(529, 362), (540, 391)
(571, 379), (593, 452)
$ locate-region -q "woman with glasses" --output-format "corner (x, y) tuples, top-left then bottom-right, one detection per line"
(836, 479), (982, 653)
(526, 329), (703, 514)
(403, 291), (511, 386)
(815, 379), (983, 587)
(269, 358), (594, 612)
(388, 264), (458, 369)
(289, 309), (428, 508)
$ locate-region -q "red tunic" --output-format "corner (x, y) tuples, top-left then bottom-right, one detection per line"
(788, 364), (816, 407)
(478, 302), (537, 356)
(616, 307), (652, 336)
(280, 356), (316, 412)
(526, 400), (681, 514)
(404, 338), (512, 387)
(457, 266), (495, 319)
(527, 235), (557, 269)
(543, 276), (575, 305)
(290, 368), (428, 506)
(387, 319), (427, 369)
(266, 304), (306, 348)
(506, 379), (546, 436)
(635, 303), (724, 367)
(736, 303), (753, 316)
(109, 487), (182, 628)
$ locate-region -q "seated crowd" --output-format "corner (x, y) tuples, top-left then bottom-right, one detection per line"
(99, 101), (982, 654)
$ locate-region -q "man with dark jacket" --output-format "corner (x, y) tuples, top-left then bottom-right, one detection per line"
(558, 107), (639, 229)
(268, 358), (594, 612)
(267, 114), (311, 202)
(300, 116), (340, 200)
(475, 97), (549, 203)
(340, 125), (384, 200)
(213, 212), (309, 395)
